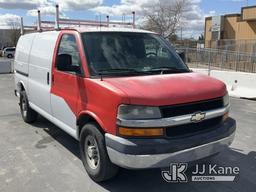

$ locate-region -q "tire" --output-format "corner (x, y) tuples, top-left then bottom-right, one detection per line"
(79, 123), (118, 182)
(20, 91), (38, 123)
(7, 54), (13, 58)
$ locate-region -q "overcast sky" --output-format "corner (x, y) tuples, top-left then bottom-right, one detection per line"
(0, 0), (254, 39)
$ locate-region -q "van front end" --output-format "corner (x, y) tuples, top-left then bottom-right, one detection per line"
(105, 96), (236, 169)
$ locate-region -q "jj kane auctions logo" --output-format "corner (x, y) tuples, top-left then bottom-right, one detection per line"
(162, 163), (240, 182)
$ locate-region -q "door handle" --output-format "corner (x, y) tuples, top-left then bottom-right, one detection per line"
(47, 72), (50, 85)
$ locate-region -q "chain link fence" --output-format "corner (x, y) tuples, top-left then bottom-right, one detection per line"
(177, 47), (256, 73)
(173, 39), (256, 73)
(205, 39), (256, 53)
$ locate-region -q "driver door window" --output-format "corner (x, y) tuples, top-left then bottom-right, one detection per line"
(56, 34), (82, 75)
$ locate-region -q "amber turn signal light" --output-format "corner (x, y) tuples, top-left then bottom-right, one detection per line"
(119, 127), (164, 137)
(223, 112), (229, 121)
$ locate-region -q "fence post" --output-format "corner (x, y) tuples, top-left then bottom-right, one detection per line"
(235, 43), (241, 72)
(252, 52), (255, 73)
(196, 47), (199, 68)
(208, 50), (211, 76)
(220, 50), (224, 70)
(252, 44), (256, 73)
(186, 48), (188, 64)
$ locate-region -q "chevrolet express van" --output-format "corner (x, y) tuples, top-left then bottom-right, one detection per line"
(14, 27), (236, 182)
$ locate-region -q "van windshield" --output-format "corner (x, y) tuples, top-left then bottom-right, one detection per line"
(81, 32), (189, 77)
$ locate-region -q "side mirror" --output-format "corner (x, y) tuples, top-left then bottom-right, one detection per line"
(56, 54), (72, 71)
(56, 54), (81, 74)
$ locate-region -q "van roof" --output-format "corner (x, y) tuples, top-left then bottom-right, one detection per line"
(74, 27), (155, 34)
(23, 27), (156, 36)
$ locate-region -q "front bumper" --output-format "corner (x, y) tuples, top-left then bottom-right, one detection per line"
(105, 118), (236, 169)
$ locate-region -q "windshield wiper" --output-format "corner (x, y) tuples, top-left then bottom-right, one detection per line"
(148, 66), (189, 74)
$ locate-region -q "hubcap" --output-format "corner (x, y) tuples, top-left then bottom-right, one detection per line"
(84, 136), (100, 169)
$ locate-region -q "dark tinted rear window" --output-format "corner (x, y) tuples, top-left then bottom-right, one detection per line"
(6, 48), (15, 51)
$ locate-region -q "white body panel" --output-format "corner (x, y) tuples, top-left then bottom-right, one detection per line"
(15, 35), (34, 74)
(14, 31), (79, 139)
(29, 101), (77, 138)
(28, 31), (59, 115)
(14, 33), (36, 92)
(51, 94), (77, 131)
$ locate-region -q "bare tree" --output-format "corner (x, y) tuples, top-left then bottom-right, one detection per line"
(9, 21), (21, 46)
(143, 0), (188, 39)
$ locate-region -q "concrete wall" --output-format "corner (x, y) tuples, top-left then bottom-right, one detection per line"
(205, 6), (256, 48)
(204, 17), (212, 48)
(224, 15), (238, 39)
(242, 6), (256, 21)
(192, 68), (256, 99)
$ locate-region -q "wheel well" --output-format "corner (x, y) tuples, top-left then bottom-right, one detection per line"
(17, 82), (25, 92)
(77, 114), (104, 138)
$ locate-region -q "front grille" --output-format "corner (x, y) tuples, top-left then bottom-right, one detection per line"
(160, 97), (224, 118)
(165, 116), (223, 138)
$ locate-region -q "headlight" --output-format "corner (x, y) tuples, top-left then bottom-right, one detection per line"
(117, 105), (162, 120)
(223, 93), (230, 106)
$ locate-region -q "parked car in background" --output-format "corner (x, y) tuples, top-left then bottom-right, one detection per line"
(3, 47), (16, 58)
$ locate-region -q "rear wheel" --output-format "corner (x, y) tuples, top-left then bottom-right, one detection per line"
(79, 123), (118, 182)
(20, 91), (38, 123)
(7, 54), (13, 58)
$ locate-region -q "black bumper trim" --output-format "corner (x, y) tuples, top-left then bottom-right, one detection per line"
(105, 118), (236, 155)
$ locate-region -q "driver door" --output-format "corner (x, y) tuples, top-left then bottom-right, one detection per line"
(51, 33), (84, 132)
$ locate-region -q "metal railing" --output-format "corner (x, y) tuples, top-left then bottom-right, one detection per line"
(205, 39), (256, 53)
(178, 47), (256, 73)
(20, 5), (136, 34)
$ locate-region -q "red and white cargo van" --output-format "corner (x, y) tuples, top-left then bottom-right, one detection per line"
(14, 13), (236, 182)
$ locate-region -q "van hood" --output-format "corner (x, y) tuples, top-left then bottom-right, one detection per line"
(103, 72), (226, 106)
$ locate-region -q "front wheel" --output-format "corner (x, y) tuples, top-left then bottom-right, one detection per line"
(79, 123), (118, 182)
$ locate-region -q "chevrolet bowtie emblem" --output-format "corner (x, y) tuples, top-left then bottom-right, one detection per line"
(191, 112), (206, 123)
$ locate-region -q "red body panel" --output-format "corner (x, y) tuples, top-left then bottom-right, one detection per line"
(50, 30), (227, 136)
(103, 72), (226, 106)
(51, 30), (88, 117)
(77, 78), (129, 134)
